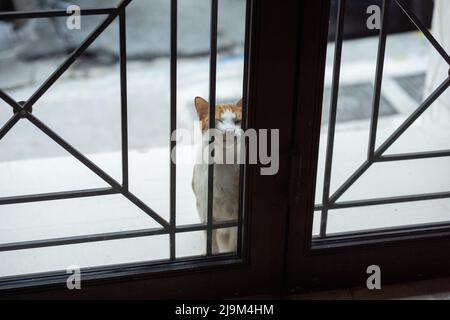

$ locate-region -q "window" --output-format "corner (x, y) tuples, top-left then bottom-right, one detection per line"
(314, 0), (449, 240)
(0, 0), (248, 283)
(3, 0), (449, 299)
(287, 0), (450, 293)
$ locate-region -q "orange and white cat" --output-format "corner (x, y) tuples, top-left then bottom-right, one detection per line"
(192, 97), (242, 254)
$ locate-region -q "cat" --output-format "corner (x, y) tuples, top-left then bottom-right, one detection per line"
(192, 96), (242, 254)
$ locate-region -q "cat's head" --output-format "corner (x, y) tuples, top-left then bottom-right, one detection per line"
(194, 97), (243, 164)
(194, 97), (243, 135)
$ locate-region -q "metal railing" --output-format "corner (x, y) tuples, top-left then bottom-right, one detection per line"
(316, 0), (450, 238)
(0, 0), (245, 261)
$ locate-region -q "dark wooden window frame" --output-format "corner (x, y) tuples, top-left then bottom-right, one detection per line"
(2, 0), (450, 299)
(287, 0), (450, 293)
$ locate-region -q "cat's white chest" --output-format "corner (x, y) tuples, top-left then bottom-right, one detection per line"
(192, 164), (240, 222)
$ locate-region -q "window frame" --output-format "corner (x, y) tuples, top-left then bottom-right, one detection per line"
(0, 0), (302, 299)
(3, 0), (449, 299)
(286, 0), (450, 292)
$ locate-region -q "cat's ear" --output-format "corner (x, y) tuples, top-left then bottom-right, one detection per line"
(236, 98), (243, 108)
(194, 97), (209, 120)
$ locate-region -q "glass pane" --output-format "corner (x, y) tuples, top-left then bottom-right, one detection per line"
(213, 227), (238, 254)
(176, 231), (205, 258)
(314, 0), (449, 238)
(0, 0), (247, 281)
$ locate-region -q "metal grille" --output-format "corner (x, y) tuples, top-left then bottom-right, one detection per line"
(316, 0), (450, 238)
(0, 0), (246, 262)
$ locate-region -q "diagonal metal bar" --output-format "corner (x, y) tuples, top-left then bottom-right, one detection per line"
(26, 114), (123, 189)
(0, 188), (117, 206)
(0, 114), (21, 142)
(23, 14), (118, 111)
(122, 191), (170, 230)
(328, 160), (372, 205)
(375, 77), (450, 157)
(395, 0), (450, 65)
(320, 0), (346, 237)
(367, 0), (388, 160)
(22, 0), (132, 112)
(118, 0), (133, 9)
(0, 89), (21, 113)
(25, 114), (170, 230)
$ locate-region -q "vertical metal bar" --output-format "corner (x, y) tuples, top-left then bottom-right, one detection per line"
(207, 0), (219, 256)
(320, 0), (346, 238)
(367, 0), (388, 160)
(119, 9), (129, 191)
(170, 0), (178, 261)
(237, 0), (251, 258)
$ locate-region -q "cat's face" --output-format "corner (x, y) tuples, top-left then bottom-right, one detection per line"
(194, 97), (243, 136)
(194, 97), (243, 164)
